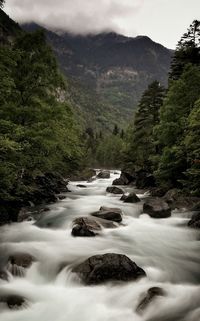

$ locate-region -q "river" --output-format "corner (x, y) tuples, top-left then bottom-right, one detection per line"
(0, 170), (200, 321)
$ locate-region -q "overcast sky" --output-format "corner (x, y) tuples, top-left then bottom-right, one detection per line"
(4, 0), (200, 48)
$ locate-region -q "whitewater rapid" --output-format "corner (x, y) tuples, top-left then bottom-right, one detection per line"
(0, 170), (200, 321)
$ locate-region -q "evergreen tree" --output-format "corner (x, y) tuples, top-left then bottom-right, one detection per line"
(113, 124), (119, 136)
(125, 81), (165, 172)
(170, 20), (200, 80)
(154, 65), (200, 188)
(0, 0), (5, 8)
(183, 99), (200, 195)
(0, 31), (83, 199)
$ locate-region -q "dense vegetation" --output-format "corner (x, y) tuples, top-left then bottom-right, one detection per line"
(124, 20), (200, 195)
(0, 29), (83, 202)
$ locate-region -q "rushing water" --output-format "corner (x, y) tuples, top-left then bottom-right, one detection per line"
(0, 170), (200, 321)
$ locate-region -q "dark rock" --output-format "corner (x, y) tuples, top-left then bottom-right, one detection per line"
(17, 208), (33, 222)
(58, 195), (66, 200)
(106, 186), (124, 194)
(135, 170), (156, 189)
(0, 270), (9, 281)
(99, 206), (122, 214)
(7, 253), (35, 276)
(112, 171), (135, 185)
(143, 198), (171, 218)
(72, 217), (101, 237)
(0, 200), (23, 225)
(72, 253), (146, 284)
(0, 295), (26, 309)
(188, 212), (200, 229)
(77, 184), (87, 188)
(192, 202), (200, 211)
(97, 171), (110, 179)
(120, 192), (140, 203)
(91, 207), (122, 222)
(136, 287), (165, 314)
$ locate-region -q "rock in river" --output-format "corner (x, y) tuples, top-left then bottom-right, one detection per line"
(106, 186), (124, 194)
(72, 253), (146, 284)
(143, 198), (171, 218)
(91, 207), (122, 222)
(7, 253), (35, 277)
(97, 171), (110, 179)
(72, 217), (102, 237)
(188, 212), (200, 229)
(121, 192), (140, 203)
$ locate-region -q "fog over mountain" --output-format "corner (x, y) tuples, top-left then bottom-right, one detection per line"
(5, 0), (200, 48)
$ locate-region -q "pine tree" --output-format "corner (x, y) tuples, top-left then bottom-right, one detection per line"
(170, 20), (200, 80)
(125, 81), (165, 172)
(154, 65), (200, 188)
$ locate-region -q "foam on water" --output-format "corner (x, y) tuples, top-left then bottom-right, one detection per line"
(0, 170), (200, 321)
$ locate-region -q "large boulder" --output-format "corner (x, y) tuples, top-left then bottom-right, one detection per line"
(97, 171), (110, 179)
(112, 171), (135, 186)
(72, 217), (101, 237)
(120, 192), (140, 203)
(188, 212), (200, 229)
(72, 253), (146, 284)
(91, 207), (122, 222)
(136, 287), (165, 314)
(7, 253), (35, 277)
(106, 186), (124, 194)
(143, 198), (171, 218)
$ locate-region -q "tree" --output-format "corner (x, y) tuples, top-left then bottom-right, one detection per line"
(113, 124), (119, 136)
(154, 65), (200, 188)
(183, 99), (200, 195)
(170, 20), (200, 80)
(0, 0), (5, 8)
(0, 31), (83, 199)
(125, 81), (165, 172)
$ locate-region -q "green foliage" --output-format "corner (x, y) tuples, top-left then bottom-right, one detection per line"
(182, 99), (200, 195)
(125, 81), (165, 172)
(154, 65), (200, 188)
(170, 20), (200, 80)
(95, 135), (125, 168)
(0, 31), (83, 200)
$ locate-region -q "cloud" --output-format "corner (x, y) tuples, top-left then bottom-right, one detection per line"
(5, 0), (144, 34)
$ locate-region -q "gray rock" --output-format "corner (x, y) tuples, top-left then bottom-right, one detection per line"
(188, 212), (200, 229)
(97, 171), (110, 179)
(72, 217), (101, 237)
(7, 253), (35, 277)
(0, 294), (26, 310)
(106, 186), (124, 194)
(72, 253), (146, 284)
(77, 184), (87, 188)
(121, 192), (140, 203)
(91, 208), (122, 222)
(143, 198), (171, 218)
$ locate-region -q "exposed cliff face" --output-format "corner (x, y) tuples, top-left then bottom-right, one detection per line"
(22, 23), (173, 127)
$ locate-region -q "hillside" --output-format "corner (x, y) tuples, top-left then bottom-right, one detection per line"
(22, 23), (173, 127)
(0, 8), (22, 44)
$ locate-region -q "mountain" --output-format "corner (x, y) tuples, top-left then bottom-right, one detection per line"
(22, 22), (173, 127)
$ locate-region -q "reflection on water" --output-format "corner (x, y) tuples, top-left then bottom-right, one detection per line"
(0, 170), (200, 321)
